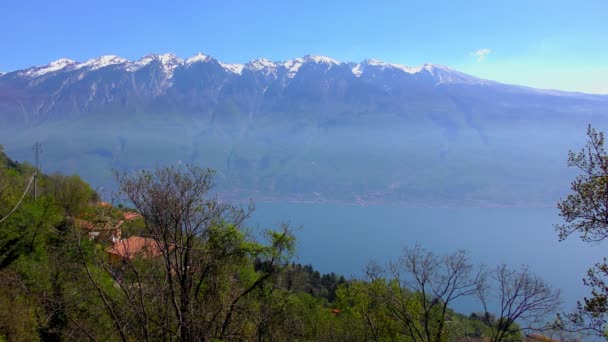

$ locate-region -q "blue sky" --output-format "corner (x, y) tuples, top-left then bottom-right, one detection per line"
(2, 0), (607, 93)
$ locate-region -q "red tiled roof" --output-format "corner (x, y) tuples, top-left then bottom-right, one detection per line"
(74, 218), (96, 231)
(105, 236), (164, 260)
(526, 334), (561, 342)
(123, 212), (141, 221)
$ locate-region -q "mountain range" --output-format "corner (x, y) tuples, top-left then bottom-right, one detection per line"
(0, 53), (500, 124)
(1, 53), (607, 205)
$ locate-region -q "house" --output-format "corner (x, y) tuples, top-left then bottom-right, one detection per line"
(105, 236), (164, 264)
(123, 212), (141, 221)
(73, 218), (102, 239)
(73, 216), (123, 241)
(74, 218), (96, 231)
(525, 334), (562, 342)
(456, 334), (563, 342)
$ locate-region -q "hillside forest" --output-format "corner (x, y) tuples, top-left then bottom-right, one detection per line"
(1, 127), (608, 341)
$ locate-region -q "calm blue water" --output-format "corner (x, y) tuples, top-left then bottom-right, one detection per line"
(250, 202), (605, 314)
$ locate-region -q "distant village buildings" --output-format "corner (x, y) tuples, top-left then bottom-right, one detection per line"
(105, 236), (164, 264)
(73, 203), (164, 264)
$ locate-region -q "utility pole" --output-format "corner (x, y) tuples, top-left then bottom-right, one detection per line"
(33, 142), (41, 202)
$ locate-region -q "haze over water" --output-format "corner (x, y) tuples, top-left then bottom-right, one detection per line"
(252, 202), (604, 313)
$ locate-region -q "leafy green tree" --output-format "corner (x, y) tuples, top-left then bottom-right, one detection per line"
(44, 173), (98, 216)
(76, 165), (296, 341)
(0, 152), (62, 270)
(335, 279), (401, 341)
(556, 125), (608, 339)
(0, 147), (105, 341)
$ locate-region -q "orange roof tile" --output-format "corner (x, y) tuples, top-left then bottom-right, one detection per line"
(123, 212), (141, 221)
(526, 334), (561, 342)
(74, 218), (96, 231)
(105, 236), (164, 260)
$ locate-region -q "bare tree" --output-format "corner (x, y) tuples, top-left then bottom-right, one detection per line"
(367, 245), (483, 342)
(477, 264), (562, 342)
(75, 165), (294, 341)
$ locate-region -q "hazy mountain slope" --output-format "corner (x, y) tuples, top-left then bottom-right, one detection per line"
(1, 53), (607, 205)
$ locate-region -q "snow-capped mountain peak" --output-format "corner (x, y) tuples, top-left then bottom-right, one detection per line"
(157, 53), (183, 77)
(303, 55), (342, 65)
(420, 63), (454, 74)
(356, 59), (423, 75)
(158, 53), (181, 63)
(418, 63), (487, 85)
(185, 53), (211, 65)
(281, 55), (343, 78)
(247, 58), (277, 71)
(220, 62), (245, 74)
(282, 58), (304, 78)
(76, 55), (128, 71)
(123, 53), (185, 79)
(128, 55), (156, 71)
(23, 58), (78, 77)
(6, 52), (490, 87)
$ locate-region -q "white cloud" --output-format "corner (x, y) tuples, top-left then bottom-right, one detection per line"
(470, 48), (492, 62)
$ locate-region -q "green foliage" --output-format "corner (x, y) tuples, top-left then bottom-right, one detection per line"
(0, 149), (63, 269)
(556, 126), (608, 339)
(556, 125), (608, 243)
(43, 173), (98, 216)
(0, 148), (559, 341)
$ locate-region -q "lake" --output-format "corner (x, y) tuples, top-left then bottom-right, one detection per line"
(250, 202), (605, 314)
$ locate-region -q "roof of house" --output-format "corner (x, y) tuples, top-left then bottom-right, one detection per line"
(123, 212), (141, 221)
(455, 337), (490, 342)
(105, 236), (164, 260)
(526, 334), (561, 342)
(74, 218), (98, 231)
(456, 334), (562, 342)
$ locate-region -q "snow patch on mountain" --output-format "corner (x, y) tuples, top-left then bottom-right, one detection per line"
(422, 64), (454, 75)
(282, 58), (304, 78)
(304, 55), (342, 65)
(349, 60), (488, 85)
(420, 64), (487, 85)
(351, 64), (363, 77)
(247, 59), (276, 71)
(126, 55), (156, 71)
(186, 53), (211, 65)
(356, 59), (422, 75)
(23, 58), (77, 77)
(128, 53), (183, 77)
(245, 59), (278, 78)
(220, 62), (244, 74)
(159, 54), (184, 77)
(76, 55), (128, 71)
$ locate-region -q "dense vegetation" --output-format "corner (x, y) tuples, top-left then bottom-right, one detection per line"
(0, 143), (575, 341)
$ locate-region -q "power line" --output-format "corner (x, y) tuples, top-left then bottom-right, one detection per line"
(0, 171), (37, 224)
(33, 142), (41, 203)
